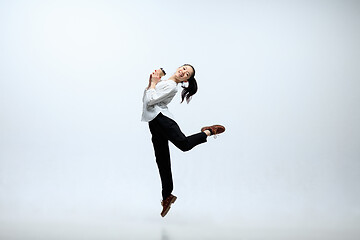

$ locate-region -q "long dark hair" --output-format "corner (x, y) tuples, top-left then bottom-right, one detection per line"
(180, 64), (198, 104)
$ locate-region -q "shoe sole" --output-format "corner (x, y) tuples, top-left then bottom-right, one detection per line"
(161, 196), (177, 217)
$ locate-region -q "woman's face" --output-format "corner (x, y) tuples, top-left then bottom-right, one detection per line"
(175, 65), (194, 82)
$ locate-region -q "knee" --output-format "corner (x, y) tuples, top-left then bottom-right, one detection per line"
(178, 142), (192, 152)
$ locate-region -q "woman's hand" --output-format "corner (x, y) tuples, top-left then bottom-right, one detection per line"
(151, 70), (162, 84)
(147, 69), (164, 89)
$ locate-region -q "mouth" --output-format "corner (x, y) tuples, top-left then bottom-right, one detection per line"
(178, 70), (184, 77)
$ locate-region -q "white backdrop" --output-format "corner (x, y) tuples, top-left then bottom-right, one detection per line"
(1, 0), (359, 239)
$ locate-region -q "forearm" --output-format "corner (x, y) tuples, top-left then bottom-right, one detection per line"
(148, 82), (157, 89)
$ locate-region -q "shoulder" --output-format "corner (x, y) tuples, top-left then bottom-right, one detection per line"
(160, 80), (178, 91)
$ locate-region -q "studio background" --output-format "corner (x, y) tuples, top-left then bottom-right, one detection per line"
(0, 0), (359, 239)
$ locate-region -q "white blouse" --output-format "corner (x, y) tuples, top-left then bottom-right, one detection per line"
(141, 79), (179, 122)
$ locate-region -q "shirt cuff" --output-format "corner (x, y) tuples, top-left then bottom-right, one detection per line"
(146, 88), (156, 92)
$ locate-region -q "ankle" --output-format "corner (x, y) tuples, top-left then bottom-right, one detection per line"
(204, 130), (211, 136)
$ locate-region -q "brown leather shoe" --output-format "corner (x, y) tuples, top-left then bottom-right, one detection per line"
(160, 194), (177, 217)
(201, 125), (226, 135)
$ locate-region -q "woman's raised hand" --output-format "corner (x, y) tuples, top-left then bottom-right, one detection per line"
(147, 69), (163, 89)
(151, 70), (162, 84)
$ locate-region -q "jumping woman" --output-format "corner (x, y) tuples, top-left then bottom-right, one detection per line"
(141, 64), (225, 217)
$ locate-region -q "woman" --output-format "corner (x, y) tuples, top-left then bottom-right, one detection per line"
(142, 64), (225, 217)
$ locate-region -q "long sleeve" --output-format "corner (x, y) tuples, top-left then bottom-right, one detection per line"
(143, 81), (177, 107)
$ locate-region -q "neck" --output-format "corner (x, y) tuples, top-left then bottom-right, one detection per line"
(168, 74), (180, 84)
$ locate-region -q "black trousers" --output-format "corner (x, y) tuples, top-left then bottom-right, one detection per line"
(149, 113), (207, 200)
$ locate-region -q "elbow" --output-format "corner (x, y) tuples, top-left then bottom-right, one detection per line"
(146, 100), (155, 107)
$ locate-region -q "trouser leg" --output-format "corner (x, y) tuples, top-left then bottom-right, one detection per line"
(169, 128), (207, 152)
(149, 121), (173, 200)
(155, 113), (208, 152)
